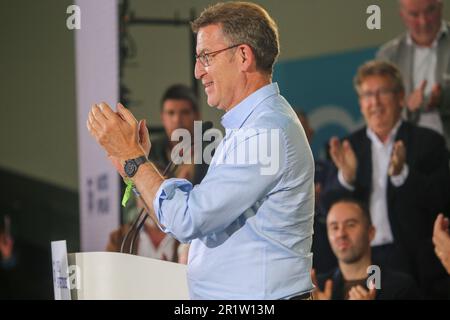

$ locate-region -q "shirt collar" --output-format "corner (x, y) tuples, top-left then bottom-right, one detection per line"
(366, 119), (403, 146)
(406, 20), (448, 48)
(221, 83), (280, 129)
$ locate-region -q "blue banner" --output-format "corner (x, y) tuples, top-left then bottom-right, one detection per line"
(274, 47), (377, 159)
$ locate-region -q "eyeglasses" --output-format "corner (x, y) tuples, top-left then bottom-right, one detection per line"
(359, 88), (400, 100)
(195, 44), (241, 67)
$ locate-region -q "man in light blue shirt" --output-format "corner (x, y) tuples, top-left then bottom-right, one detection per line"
(87, 2), (314, 299)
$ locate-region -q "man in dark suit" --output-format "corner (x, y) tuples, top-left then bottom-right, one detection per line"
(321, 60), (450, 298)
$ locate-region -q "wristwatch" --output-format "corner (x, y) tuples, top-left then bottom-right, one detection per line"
(123, 155), (148, 178)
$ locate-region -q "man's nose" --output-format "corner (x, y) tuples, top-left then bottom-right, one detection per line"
(194, 60), (206, 80)
(336, 226), (347, 238)
(374, 92), (382, 104)
(173, 114), (182, 126)
(417, 13), (428, 28)
(367, 91), (382, 104)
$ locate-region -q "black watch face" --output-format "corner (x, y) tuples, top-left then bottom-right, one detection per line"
(124, 161), (137, 177)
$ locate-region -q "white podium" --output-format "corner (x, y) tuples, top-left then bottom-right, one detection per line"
(67, 252), (189, 300)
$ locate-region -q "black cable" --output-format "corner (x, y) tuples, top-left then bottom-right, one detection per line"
(120, 207), (145, 253)
(162, 160), (175, 177)
(130, 212), (149, 255)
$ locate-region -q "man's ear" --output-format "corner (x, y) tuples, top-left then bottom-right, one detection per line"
(238, 44), (255, 72)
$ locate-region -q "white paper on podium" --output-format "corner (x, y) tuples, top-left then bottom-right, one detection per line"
(51, 240), (71, 300)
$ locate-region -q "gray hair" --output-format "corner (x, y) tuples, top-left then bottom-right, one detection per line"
(191, 2), (280, 75)
(354, 60), (405, 94)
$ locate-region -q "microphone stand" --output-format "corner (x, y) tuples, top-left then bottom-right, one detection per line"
(129, 208), (149, 254)
(120, 188), (150, 254)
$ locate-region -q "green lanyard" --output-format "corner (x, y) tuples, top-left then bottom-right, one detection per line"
(121, 178), (134, 207)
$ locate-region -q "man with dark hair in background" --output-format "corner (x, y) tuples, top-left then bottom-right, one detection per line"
(313, 199), (420, 300)
(150, 83), (206, 184)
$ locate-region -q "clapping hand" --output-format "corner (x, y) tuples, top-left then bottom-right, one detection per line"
(311, 269), (333, 300)
(329, 137), (357, 185)
(388, 140), (406, 177)
(433, 213), (450, 274)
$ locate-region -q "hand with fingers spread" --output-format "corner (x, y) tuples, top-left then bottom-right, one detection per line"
(311, 268), (333, 300)
(388, 140), (406, 177)
(86, 102), (147, 162)
(407, 80), (427, 113)
(432, 213), (450, 274)
(329, 137), (357, 185)
(347, 284), (376, 300)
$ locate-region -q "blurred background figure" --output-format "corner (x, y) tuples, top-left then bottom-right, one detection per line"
(106, 200), (180, 261)
(150, 84), (206, 184)
(312, 199), (420, 300)
(295, 109), (337, 274)
(0, 214), (52, 299)
(377, 0), (450, 150)
(321, 60), (450, 298)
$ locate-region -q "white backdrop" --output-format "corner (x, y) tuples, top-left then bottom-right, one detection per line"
(75, 0), (120, 251)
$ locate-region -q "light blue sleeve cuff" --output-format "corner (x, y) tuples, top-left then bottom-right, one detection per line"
(338, 170), (355, 191)
(153, 178), (193, 232)
(390, 164), (409, 187)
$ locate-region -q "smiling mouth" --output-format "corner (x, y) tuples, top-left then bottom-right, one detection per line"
(204, 82), (213, 88)
(371, 109), (383, 117)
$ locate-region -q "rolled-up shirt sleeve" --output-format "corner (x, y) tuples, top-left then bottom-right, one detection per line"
(153, 178), (193, 236)
(152, 130), (286, 243)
